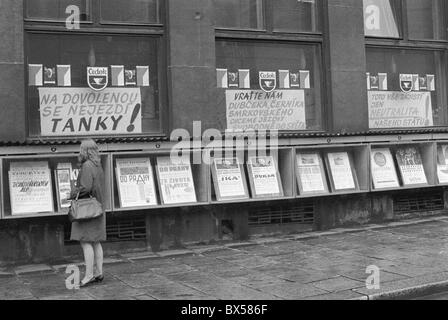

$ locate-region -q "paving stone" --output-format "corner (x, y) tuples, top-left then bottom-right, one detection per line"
(15, 264), (54, 275)
(258, 282), (328, 299)
(303, 290), (367, 300)
(80, 281), (147, 300)
(0, 278), (34, 300)
(309, 276), (365, 292)
(227, 272), (291, 289)
(38, 292), (96, 300)
(157, 249), (194, 258)
(114, 272), (171, 289)
(134, 294), (157, 300)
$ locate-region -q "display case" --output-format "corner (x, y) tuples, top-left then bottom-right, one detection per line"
(295, 145), (370, 198)
(209, 147), (295, 204)
(369, 142), (436, 192)
(111, 150), (209, 211)
(1, 153), (112, 219)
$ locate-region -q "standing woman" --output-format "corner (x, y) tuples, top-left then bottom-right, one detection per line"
(70, 139), (106, 287)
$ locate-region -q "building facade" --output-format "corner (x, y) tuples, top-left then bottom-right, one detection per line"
(1, 0), (448, 264)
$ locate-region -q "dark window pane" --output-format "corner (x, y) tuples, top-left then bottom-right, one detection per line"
(100, 0), (160, 24)
(26, 0), (91, 21)
(27, 33), (162, 136)
(216, 40), (323, 131)
(363, 0), (401, 38)
(407, 0), (446, 40)
(273, 0), (322, 33)
(366, 48), (446, 128)
(214, 0), (263, 30)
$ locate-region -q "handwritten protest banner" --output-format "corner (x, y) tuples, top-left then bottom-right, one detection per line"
(39, 87), (142, 136)
(226, 90), (306, 130)
(368, 91), (433, 129)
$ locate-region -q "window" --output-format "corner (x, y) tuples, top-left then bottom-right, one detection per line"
(214, 0), (324, 132)
(363, 0), (401, 38)
(406, 0), (446, 40)
(24, 0), (164, 137)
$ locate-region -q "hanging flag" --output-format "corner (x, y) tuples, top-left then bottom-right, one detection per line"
(427, 74), (435, 91)
(290, 72), (300, 88)
(279, 70), (290, 89)
(412, 74), (419, 91)
(137, 66), (150, 87)
(300, 70), (310, 89)
(57, 65), (71, 87)
(378, 73), (388, 91)
(125, 69), (136, 86)
(28, 64), (43, 86)
(228, 71), (239, 88)
(370, 74), (379, 90)
(238, 69), (250, 89)
(111, 65), (124, 87)
(419, 75), (427, 91)
(44, 66), (56, 85)
(216, 68), (228, 88)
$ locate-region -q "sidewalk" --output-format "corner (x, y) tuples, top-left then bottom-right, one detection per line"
(2, 216), (448, 300)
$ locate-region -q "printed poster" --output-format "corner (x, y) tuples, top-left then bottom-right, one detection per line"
(437, 145), (448, 184)
(368, 91), (433, 129)
(212, 158), (248, 200)
(156, 156), (197, 205)
(296, 153), (327, 194)
(395, 147), (428, 185)
(116, 158), (158, 208)
(370, 148), (400, 189)
(327, 152), (356, 191)
(226, 90), (306, 131)
(9, 161), (54, 215)
(55, 168), (72, 209)
(39, 87), (142, 136)
(247, 156), (283, 197)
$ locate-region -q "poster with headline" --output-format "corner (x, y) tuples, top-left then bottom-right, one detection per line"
(9, 161), (54, 215)
(247, 156), (283, 198)
(39, 87), (142, 136)
(226, 90), (306, 130)
(156, 156), (197, 205)
(395, 147), (428, 186)
(437, 145), (448, 184)
(55, 168), (72, 210)
(368, 91), (433, 129)
(212, 158), (248, 200)
(327, 152), (356, 191)
(296, 153), (328, 194)
(116, 158), (158, 208)
(370, 148), (400, 189)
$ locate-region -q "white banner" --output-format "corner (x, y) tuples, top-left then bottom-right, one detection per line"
(39, 87), (142, 136)
(226, 90), (306, 130)
(368, 91), (433, 128)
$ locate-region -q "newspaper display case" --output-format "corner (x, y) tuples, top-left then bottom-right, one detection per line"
(369, 142), (436, 192)
(111, 150), (209, 211)
(0, 153), (112, 219)
(210, 147), (295, 204)
(294, 145), (370, 198)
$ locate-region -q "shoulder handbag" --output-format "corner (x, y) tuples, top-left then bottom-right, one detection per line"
(68, 191), (103, 222)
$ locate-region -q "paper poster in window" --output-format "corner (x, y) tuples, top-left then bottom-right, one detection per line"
(395, 147), (428, 186)
(296, 153), (328, 195)
(326, 152), (356, 191)
(247, 156), (283, 198)
(370, 148), (400, 189)
(9, 161), (54, 215)
(212, 158), (249, 201)
(55, 168), (72, 210)
(437, 145), (448, 184)
(116, 158), (158, 208)
(156, 156), (197, 205)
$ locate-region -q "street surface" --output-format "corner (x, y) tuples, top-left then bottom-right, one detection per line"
(2, 216), (448, 300)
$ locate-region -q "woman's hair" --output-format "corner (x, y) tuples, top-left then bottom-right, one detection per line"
(78, 139), (101, 166)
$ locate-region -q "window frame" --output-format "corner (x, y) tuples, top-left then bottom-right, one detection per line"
(214, 0), (328, 134)
(23, 0), (168, 139)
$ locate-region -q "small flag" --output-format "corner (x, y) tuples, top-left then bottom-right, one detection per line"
(427, 75), (435, 91)
(28, 64), (43, 86)
(238, 69), (250, 89)
(125, 69), (136, 86)
(137, 66), (150, 87)
(419, 75), (427, 91)
(57, 65), (71, 87)
(279, 70), (290, 89)
(290, 72), (300, 88)
(370, 74), (379, 90)
(111, 65), (124, 86)
(366, 73), (371, 90)
(44, 66), (56, 85)
(412, 74), (419, 91)
(300, 70), (310, 89)
(228, 71), (239, 88)
(216, 68), (228, 88)
(378, 73), (387, 91)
